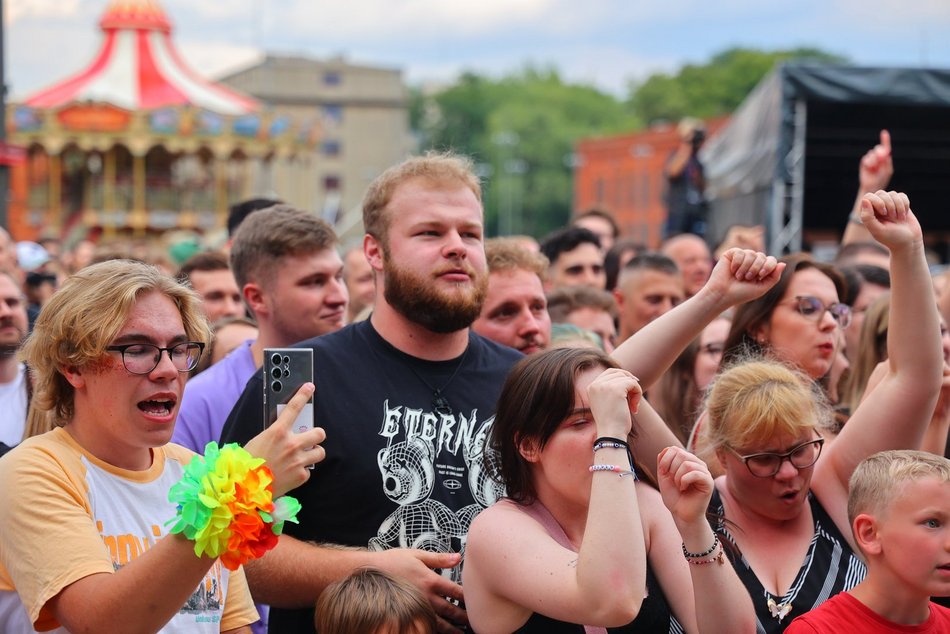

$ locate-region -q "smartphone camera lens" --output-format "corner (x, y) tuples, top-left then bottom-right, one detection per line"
(271, 353), (282, 365)
(271, 367), (282, 379)
(282, 355), (291, 365)
(271, 380), (282, 393)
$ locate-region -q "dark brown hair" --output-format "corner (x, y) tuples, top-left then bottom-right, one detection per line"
(721, 253), (847, 379)
(488, 347), (621, 504)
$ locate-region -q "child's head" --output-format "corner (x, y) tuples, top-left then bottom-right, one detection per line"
(315, 567), (437, 634)
(848, 450), (950, 596)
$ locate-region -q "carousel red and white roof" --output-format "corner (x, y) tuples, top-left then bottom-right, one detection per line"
(25, 0), (258, 115)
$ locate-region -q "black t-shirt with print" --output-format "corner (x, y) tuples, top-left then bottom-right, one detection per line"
(221, 320), (521, 633)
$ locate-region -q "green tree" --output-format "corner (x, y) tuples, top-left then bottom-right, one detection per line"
(628, 46), (847, 124)
(418, 66), (637, 237)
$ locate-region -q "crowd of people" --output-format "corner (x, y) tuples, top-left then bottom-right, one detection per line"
(0, 128), (948, 634)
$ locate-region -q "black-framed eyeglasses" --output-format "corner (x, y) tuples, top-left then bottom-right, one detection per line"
(726, 437), (825, 478)
(105, 342), (205, 375)
(791, 296), (852, 329)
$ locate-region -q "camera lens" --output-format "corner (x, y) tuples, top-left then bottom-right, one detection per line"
(272, 380), (282, 393)
(283, 355), (291, 365)
(271, 367), (282, 379)
(271, 353), (282, 365)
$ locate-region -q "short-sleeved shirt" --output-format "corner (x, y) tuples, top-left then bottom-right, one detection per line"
(0, 427), (258, 632)
(221, 320), (522, 632)
(785, 591), (950, 633)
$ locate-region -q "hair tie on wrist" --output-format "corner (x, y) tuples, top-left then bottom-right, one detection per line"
(167, 441), (301, 570)
(593, 436), (635, 471)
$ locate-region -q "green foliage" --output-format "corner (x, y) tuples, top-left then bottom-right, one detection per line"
(628, 46), (847, 124)
(417, 65), (638, 237)
(414, 47), (846, 237)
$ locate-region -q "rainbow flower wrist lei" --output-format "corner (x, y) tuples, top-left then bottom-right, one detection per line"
(167, 441), (301, 570)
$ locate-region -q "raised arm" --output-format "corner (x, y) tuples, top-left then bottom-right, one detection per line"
(816, 191), (942, 532)
(841, 130), (893, 245)
(650, 447), (755, 634)
(464, 370), (647, 633)
(612, 248), (783, 389)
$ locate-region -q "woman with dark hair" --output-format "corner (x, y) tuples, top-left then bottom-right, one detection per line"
(720, 253), (849, 386)
(462, 347), (754, 634)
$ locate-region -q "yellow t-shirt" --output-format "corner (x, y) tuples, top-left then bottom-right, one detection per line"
(0, 427), (258, 632)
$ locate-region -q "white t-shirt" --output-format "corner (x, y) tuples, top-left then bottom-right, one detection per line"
(0, 363), (27, 447)
(0, 428), (258, 632)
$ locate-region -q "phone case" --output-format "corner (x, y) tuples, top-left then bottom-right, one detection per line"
(262, 348), (314, 434)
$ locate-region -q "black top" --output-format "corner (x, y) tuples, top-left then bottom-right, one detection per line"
(221, 320), (522, 633)
(709, 489), (866, 633)
(514, 565), (682, 633)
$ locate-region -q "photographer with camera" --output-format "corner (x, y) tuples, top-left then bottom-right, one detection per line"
(664, 117), (709, 239)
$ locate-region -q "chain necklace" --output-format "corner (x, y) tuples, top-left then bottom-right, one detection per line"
(405, 345), (469, 417)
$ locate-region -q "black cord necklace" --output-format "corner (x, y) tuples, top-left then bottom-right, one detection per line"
(406, 345), (469, 417)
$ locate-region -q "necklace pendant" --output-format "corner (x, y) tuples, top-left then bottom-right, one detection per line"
(767, 597), (792, 622)
(433, 394), (453, 417)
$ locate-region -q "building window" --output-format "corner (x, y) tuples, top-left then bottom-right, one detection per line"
(323, 71), (342, 86)
(321, 140), (342, 157)
(324, 175), (341, 191)
(322, 104), (343, 125)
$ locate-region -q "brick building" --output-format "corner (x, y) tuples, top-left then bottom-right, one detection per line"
(573, 117), (729, 248)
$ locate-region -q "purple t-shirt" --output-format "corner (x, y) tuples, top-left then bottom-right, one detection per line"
(173, 340), (257, 453)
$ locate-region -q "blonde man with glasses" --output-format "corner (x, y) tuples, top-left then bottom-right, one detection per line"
(0, 260), (324, 633)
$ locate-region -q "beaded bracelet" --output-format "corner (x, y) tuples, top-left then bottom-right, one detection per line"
(682, 535), (720, 559)
(167, 441), (302, 571)
(589, 464), (638, 479)
(686, 544), (725, 566)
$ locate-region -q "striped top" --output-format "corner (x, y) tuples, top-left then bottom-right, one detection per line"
(709, 489), (866, 634)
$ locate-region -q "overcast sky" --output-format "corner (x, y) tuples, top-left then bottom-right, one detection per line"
(7, 0), (950, 100)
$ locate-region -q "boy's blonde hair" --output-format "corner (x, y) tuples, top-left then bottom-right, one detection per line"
(20, 259), (210, 424)
(848, 450), (950, 532)
(315, 567), (437, 634)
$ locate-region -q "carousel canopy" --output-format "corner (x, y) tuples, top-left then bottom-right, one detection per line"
(24, 0), (258, 115)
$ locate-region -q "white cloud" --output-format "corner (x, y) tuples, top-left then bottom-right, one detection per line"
(7, 0), (83, 24)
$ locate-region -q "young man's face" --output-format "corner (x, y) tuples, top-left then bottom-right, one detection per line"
(549, 243), (605, 290)
(375, 178), (488, 333)
(71, 291), (190, 469)
(473, 268), (550, 355)
(614, 269), (684, 342)
(870, 476), (950, 598)
(0, 274), (28, 349)
(188, 268), (244, 323)
(264, 249), (348, 345)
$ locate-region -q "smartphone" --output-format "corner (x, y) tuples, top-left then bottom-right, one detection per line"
(263, 348), (314, 435)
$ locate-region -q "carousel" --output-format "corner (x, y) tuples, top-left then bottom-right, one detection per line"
(6, 0), (318, 241)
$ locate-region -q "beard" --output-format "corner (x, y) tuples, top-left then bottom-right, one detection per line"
(383, 255), (487, 334)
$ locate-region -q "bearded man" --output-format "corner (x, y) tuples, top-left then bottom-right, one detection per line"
(0, 272), (30, 455)
(221, 153), (522, 634)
